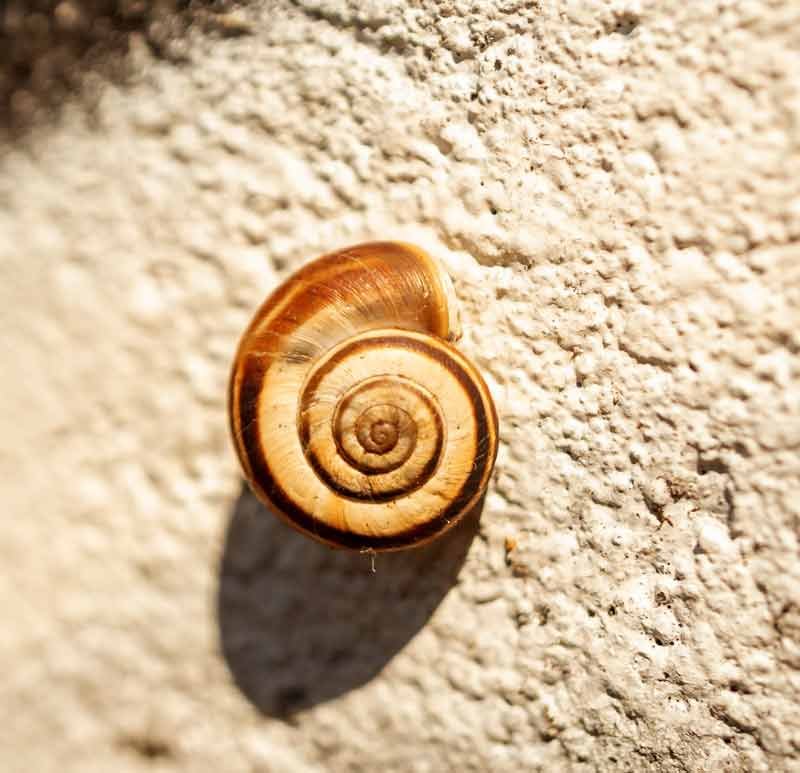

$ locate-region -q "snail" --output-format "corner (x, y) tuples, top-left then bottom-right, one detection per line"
(228, 241), (498, 551)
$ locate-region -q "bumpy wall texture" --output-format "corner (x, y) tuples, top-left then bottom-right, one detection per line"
(2, 1), (799, 771)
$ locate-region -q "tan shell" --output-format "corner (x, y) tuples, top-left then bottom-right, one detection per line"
(228, 241), (499, 551)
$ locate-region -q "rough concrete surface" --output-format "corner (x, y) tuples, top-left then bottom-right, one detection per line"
(2, 1), (800, 771)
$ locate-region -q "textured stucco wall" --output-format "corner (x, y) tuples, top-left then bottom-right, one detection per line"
(2, 1), (800, 771)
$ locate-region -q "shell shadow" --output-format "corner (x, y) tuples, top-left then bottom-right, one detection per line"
(217, 483), (480, 716)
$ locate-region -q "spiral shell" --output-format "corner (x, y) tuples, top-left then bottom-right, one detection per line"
(229, 241), (498, 551)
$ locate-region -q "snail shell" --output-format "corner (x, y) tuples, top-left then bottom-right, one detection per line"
(228, 241), (498, 551)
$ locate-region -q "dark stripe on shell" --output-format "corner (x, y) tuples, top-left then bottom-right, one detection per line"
(235, 332), (497, 550)
(300, 372), (445, 501)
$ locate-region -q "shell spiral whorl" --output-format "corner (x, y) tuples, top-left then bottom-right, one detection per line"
(229, 242), (498, 551)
